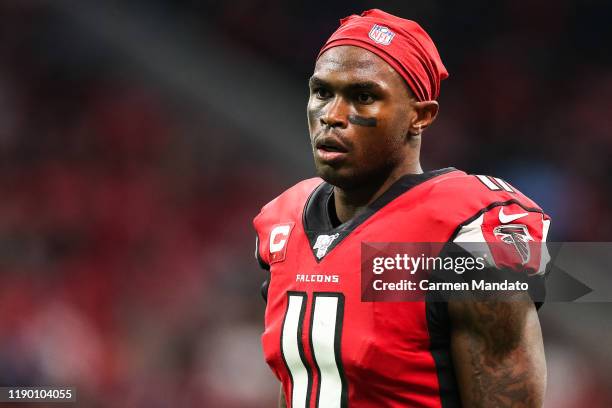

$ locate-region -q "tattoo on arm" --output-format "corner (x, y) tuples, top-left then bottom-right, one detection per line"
(449, 293), (546, 408)
(467, 329), (535, 406)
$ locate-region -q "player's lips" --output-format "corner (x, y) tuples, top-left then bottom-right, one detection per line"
(315, 137), (349, 162)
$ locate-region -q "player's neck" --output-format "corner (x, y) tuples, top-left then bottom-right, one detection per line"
(332, 161), (422, 224)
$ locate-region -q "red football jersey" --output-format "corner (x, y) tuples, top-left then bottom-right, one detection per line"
(253, 168), (550, 408)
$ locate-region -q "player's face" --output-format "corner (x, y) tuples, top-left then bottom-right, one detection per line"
(307, 45), (416, 190)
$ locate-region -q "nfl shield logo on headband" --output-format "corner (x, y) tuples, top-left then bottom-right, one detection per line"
(368, 24), (395, 45)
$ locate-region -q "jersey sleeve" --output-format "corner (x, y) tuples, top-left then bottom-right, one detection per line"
(254, 235), (270, 271)
(452, 201), (551, 276)
(254, 233), (270, 303)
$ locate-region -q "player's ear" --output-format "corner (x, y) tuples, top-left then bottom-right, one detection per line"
(409, 100), (439, 135)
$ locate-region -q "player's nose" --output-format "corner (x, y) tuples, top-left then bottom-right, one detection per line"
(320, 97), (349, 129)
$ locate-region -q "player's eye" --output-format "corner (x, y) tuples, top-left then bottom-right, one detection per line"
(313, 87), (332, 99)
(356, 93), (375, 104)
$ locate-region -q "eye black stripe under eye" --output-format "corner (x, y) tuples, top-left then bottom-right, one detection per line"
(348, 115), (377, 127)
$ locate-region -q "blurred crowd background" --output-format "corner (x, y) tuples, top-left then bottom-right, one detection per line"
(0, 1), (611, 407)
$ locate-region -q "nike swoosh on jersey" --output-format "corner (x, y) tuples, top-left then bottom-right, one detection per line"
(498, 207), (529, 223)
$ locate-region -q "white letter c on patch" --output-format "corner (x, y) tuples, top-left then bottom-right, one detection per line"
(270, 225), (290, 253)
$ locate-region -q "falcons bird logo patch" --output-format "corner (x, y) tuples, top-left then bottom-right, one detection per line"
(493, 224), (534, 264)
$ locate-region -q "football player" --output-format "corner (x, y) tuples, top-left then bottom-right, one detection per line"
(254, 9), (549, 408)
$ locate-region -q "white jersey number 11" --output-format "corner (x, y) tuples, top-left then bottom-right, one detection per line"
(281, 291), (348, 408)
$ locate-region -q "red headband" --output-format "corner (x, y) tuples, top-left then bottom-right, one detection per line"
(318, 9), (449, 101)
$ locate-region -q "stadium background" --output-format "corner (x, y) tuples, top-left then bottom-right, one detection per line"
(0, 1), (611, 407)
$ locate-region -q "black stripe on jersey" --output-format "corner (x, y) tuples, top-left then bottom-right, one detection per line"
(308, 294), (321, 407)
(425, 298), (462, 407)
(309, 292), (348, 408)
(303, 167), (457, 262)
(447, 199), (544, 243)
(281, 291), (313, 408)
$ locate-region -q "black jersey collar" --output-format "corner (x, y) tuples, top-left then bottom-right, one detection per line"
(303, 167), (456, 262)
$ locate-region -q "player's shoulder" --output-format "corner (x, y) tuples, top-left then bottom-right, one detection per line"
(253, 178), (323, 270)
(432, 171), (551, 276)
(257, 177), (323, 214)
(430, 170), (543, 212)
(254, 177), (323, 225)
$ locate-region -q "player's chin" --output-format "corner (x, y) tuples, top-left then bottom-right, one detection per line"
(314, 162), (361, 189)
